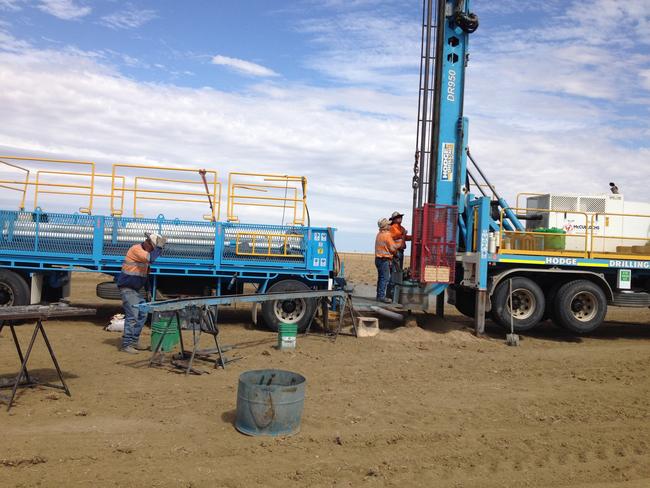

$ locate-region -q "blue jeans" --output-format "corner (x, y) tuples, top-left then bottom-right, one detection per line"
(375, 257), (391, 300)
(120, 287), (147, 348)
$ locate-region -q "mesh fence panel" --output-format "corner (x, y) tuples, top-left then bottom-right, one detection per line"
(0, 210), (95, 255)
(102, 217), (216, 261)
(411, 204), (457, 283)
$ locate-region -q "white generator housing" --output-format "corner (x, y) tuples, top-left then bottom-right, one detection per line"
(525, 193), (650, 253)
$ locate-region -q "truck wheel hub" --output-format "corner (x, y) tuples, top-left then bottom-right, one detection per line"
(0, 283), (13, 307)
(570, 292), (597, 322)
(507, 288), (536, 320)
(274, 298), (306, 323)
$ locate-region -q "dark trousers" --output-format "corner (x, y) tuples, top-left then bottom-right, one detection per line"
(393, 250), (404, 272)
(375, 257), (391, 300)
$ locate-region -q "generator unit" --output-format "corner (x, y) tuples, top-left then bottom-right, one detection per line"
(525, 193), (650, 253)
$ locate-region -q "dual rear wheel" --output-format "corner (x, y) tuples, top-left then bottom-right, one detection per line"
(491, 277), (607, 335)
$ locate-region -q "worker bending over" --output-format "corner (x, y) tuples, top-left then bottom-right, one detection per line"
(375, 218), (399, 303)
(389, 211), (411, 271)
(116, 232), (166, 354)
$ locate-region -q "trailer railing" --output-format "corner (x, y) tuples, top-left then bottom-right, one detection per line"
(498, 207), (650, 260)
(588, 212), (650, 259)
(0, 156), (96, 212)
(109, 164), (220, 221)
(0, 157), (308, 226)
(33, 170), (126, 215)
(227, 173), (307, 225)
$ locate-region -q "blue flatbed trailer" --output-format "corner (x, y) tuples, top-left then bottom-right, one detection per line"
(0, 208), (336, 330)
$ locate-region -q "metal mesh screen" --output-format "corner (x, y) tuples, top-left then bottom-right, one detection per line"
(102, 217), (216, 261)
(411, 204), (457, 283)
(550, 196), (578, 211)
(0, 210), (95, 255)
(579, 197), (606, 213)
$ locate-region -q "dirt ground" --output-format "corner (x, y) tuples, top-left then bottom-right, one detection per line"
(1, 253), (650, 487)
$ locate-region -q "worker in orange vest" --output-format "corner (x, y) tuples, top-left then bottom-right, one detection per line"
(116, 232), (167, 354)
(389, 211), (410, 271)
(375, 218), (399, 303)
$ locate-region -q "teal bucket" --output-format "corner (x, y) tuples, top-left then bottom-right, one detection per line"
(235, 369), (306, 436)
(278, 323), (298, 350)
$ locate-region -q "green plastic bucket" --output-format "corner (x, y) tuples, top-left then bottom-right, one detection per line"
(278, 323), (298, 350)
(151, 316), (180, 352)
(534, 227), (566, 250)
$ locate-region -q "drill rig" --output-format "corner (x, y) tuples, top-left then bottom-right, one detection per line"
(398, 0), (650, 335)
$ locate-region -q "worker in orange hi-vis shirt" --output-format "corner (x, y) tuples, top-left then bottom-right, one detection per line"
(375, 218), (399, 303)
(388, 211), (411, 271)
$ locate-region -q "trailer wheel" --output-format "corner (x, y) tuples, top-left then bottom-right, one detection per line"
(0, 269), (30, 307)
(96, 281), (122, 300)
(492, 277), (545, 332)
(553, 280), (607, 334)
(261, 279), (317, 332)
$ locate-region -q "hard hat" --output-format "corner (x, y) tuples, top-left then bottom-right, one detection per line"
(144, 232), (166, 248)
(390, 211), (404, 220)
(377, 218), (390, 229)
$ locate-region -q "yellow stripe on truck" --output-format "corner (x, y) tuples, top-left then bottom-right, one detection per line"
(499, 258), (546, 265)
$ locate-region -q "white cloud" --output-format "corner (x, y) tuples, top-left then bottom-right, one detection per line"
(0, 31), (409, 248)
(38, 0), (90, 20)
(640, 70), (650, 91)
(0, 0), (24, 11)
(100, 7), (157, 30)
(298, 12), (419, 90)
(211, 55), (279, 78)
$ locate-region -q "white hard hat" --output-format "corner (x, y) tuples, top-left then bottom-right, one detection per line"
(377, 218), (390, 229)
(145, 232), (165, 247)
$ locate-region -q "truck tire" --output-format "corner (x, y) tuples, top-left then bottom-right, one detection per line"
(553, 280), (607, 334)
(0, 269), (30, 306)
(261, 279), (317, 332)
(96, 281), (122, 300)
(492, 277), (545, 332)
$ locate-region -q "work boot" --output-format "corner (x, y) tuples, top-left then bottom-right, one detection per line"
(380, 297), (392, 304)
(133, 342), (150, 351)
(120, 345), (140, 354)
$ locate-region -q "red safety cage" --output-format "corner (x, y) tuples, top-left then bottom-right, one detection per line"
(410, 204), (457, 283)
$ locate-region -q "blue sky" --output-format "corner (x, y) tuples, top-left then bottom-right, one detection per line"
(0, 0), (649, 251)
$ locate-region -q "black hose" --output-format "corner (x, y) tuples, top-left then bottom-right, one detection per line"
(327, 226), (341, 277)
(454, 11), (479, 33)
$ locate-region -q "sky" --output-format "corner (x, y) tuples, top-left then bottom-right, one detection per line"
(0, 0), (649, 251)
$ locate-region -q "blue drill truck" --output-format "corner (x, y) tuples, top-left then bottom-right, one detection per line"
(395, 0), (650, 334)
(0, 162), (336, 332)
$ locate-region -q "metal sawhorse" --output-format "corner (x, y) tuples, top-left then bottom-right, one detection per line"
(142, 289), (351, 374)
(0, 305), (95, 411)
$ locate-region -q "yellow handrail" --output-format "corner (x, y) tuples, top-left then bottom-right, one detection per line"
(132, 175), (221, 220)
(515, 192), (545, 210)
(0, 159), (30, 210)
(235, 232), (304, 258)
(499, 207), (590, 257)
(109, 164), (219, 220)
(227, 172), (306, 225)
(33, 170), (125, 215)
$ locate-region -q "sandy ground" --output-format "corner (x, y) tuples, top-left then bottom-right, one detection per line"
(1, 254), (650, 487)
